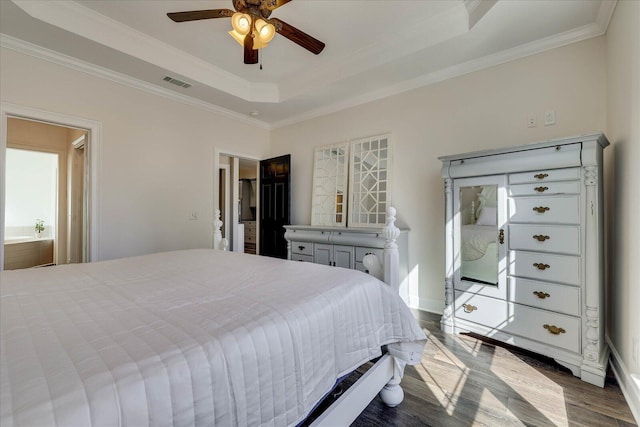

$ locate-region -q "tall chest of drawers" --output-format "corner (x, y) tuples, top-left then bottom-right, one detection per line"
(440, 133), (609, 386)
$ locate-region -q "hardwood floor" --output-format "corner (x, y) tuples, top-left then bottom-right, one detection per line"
(349, 310), (637, 427)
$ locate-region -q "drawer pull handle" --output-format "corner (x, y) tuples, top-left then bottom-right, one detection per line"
(533, 291), (551, 299)
(543, 324), (566, 335)
(534, 186), (549, 193)
(462, 303), (477, 313)
(534, 173), (549, 180)
(532, 206), (550, 213)
(533, 263), (551, 270)
(499, 229), (505, 244)
(298, 245), (305, 251)
(532, 235), (550, 242)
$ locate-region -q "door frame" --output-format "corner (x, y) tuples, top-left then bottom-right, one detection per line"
(0, 102), (102, 269)
(218, 163), (230, 241)
(213, 147), (260, 253)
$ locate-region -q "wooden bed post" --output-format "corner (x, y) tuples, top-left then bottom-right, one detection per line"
(382, 206), (401, 291)
(311, 206), (407, 426)
(379, 206), (405, 407)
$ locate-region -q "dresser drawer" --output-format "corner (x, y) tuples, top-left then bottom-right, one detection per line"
(291, 241), (313, 255)
(509, 167), (580, 184)
(509, 195), (580, 224)
(509, 181), (580, 197)
(291, 253), (314, 263)
(508, 277), (580, 316)
(504, 303), (581, 353)
(454, 291), (507, 329)
(509, 251), (580, 285)
(509, 224), (581, 255)
(355, 247), (383, 263)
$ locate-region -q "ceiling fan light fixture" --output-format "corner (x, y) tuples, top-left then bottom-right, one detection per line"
(228, 29), (247, 46)
(255, 19), (275, 44)
(231, 12), (251, 35)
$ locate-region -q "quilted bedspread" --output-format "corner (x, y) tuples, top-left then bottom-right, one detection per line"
(1, 249), (426, 426)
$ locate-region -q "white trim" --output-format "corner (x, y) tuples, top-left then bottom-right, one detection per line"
(217, 164), (231, 243)
(409, 296), (445, 315)
(270, 22), (608, 129)
(607, 336), (640, 424)
(595, 0), (618, 33)
(0, 102), (102, 267)
(1, 7), (612, 131)
(0, 35), (270, 130)
(213, 148), (262, 253)
(10, 0), (278, 103)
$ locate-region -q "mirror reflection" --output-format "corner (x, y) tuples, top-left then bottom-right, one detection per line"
(311, 143), (348, 226)
(460, 185), (498, 285)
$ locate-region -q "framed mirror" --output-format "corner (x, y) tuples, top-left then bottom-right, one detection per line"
(311, 142), (349, 226)
(458, 184), (499, 285)
(348, 134), (392, 228)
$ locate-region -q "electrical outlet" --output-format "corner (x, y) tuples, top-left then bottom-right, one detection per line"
(527, 114), (537, 128)
(189, 212), (198, 220)
(634, 337), (640, 365)
(544, 110), (556, 126)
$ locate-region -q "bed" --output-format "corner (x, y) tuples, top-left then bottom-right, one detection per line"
(1, 208), (425, 426)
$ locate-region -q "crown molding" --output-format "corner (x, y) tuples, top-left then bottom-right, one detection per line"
(595, 0), (617, 32)
(279, 3), (470, 102)
(271, 21), (607, 129)
(11, 0), (279, 103)
(0, 34), (270, 130)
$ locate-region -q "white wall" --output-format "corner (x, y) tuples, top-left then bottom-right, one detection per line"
(605, 0), (640, 419)
(0, 47), (270, 260)
(270, 37), (607, 312)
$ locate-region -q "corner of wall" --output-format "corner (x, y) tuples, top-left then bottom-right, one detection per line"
(607, 336), (640, 424)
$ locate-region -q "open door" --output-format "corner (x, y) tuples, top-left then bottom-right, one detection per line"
(259, 155), (290, 259)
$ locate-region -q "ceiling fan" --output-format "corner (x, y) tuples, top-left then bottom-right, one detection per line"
(167, 0), (325, 65)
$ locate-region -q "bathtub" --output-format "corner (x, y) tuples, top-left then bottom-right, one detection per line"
(4, 236), (43, 244)
(4, 237), (54, 269)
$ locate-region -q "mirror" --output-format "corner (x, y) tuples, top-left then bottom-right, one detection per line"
(311, 142), (349, 226)
(348, 134), (391, 228)
(459, 185), (498, 285)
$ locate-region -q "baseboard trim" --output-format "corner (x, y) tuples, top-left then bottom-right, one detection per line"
(408, 296), (443, 315)
(607, 336), (640, 424)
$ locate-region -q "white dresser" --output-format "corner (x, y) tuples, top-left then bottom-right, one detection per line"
(440, 133), (609, 386)
(284, 225), (408, 276)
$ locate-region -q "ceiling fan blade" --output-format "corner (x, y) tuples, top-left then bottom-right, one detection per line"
(244, 35), (259, 64)
(271, 18), (325, 55)
(263, 0), (292, 11)
(167, 9), (234, 22)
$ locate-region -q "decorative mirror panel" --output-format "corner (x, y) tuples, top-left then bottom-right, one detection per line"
(348, 134), (392, 228)
(311, 142), (349, 226)
(458, 185), (498, 285)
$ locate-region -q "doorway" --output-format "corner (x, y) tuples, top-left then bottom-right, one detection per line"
(216, 152), (259, 254)
(2, 117), (88, 269)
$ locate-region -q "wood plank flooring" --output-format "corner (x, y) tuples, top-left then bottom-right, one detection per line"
(348, 310), (637, 426)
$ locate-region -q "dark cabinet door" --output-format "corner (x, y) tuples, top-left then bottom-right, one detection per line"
(260, 155), (290, 258)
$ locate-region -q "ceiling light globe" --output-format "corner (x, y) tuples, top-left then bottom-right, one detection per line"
(231, 13), (251, 35)
(255, 19), (275, 43)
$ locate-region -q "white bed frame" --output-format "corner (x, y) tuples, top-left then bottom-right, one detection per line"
(212, 206), (406, 426)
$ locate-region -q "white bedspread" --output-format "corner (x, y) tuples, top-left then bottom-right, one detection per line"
(461, 224), (497, 261)
(1, 249), (426, 426)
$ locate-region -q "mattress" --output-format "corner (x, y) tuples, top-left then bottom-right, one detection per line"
(1, 249), (426, 426)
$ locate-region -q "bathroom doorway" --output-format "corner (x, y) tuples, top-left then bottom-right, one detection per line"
(215, 151), (259, 254)
(3, 117), (88, 269)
